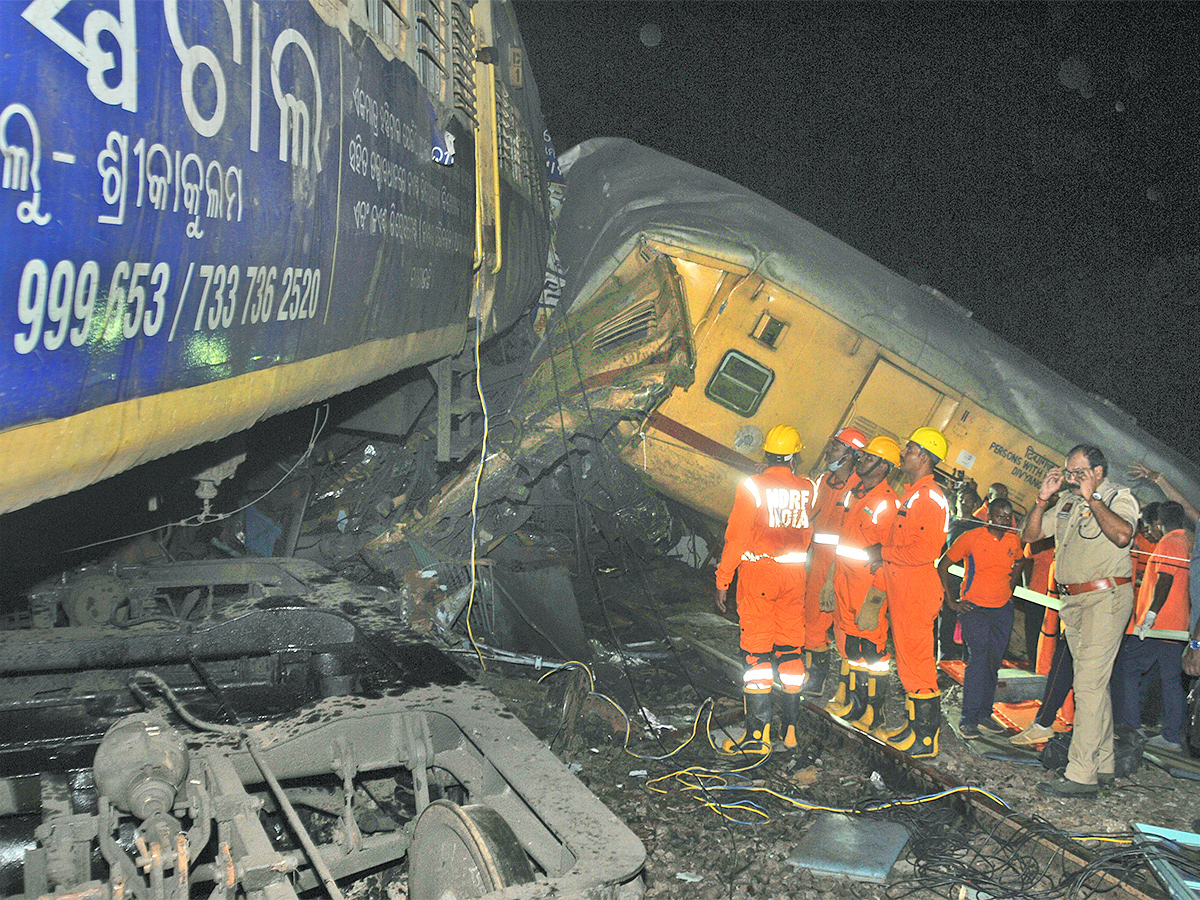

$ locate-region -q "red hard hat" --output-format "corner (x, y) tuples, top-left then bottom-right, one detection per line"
(835, 427), (868, 450)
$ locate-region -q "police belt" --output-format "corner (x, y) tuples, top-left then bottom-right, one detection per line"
(1056, 576), (1132, 596)
(741, 550), (809, 564)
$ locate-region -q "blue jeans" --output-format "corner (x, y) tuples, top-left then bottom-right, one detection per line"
(1113, 633), (1186, 743)
(959, 602), (1014, 727)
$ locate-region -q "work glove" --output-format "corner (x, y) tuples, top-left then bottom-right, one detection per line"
(819, 571), (837, 612)
(716, 587), (728, 614)
(864, 543), (883, 574)
(855, 587), (886, 631)
(1135, 609), (1157, 640)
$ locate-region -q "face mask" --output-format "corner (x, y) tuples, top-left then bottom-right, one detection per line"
(828, 451), (854, 472)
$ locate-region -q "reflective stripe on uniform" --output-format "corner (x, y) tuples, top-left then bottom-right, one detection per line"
(905, 486), (950, 532)
(774, 552), (809, 564)
(812, 533), (839, 545)
(743, 665), (773, 690)
(743, 477), (762, 508)
(836, 545), (871, 561)
(741, 550), (809, 564)
(779, 671), (806, 688)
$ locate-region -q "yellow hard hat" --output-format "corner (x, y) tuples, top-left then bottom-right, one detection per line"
(763, 424), (803, 456)
(908, 426), (948, 462)
(862, 435), (902, 467)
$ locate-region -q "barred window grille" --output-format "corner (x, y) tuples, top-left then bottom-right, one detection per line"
(365, 0), (406, 51)
(416, 0), (449, 102)
(450, 2), (476, 120)
(593, 301), (657, 352)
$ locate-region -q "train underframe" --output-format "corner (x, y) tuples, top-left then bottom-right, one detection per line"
(0, 560), (645, 900)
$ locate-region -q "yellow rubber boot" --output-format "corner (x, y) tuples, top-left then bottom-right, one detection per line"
(824, 660), (853, 717)
(850, 672), (887, 733)
(802, 649), (830, 698)
(721, 690), (773, 756)
(886, 691), (941, 759)
(876, 694), (914, 742)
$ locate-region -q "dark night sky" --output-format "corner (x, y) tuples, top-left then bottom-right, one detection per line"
(513, 2), (1200, 462)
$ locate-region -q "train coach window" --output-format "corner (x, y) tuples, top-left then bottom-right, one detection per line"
(751, 312), (789, 348)
(705, 351), (774, 416)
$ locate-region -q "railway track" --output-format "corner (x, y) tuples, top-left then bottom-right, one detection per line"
(679, 634), (1172, 899)
(798, 700), (1166, 900)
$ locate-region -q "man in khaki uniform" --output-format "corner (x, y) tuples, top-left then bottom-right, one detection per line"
(1022, 444), (1138, 797)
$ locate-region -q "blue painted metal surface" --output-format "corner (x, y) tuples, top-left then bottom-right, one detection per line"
(0, 1), (481, 431)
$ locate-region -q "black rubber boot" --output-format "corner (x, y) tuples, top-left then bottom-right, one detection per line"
(779, 690), (802, 748)
(824, 658), (853, 717)
(838, 665), (869, 723)
(877, 693), (914, 742)
(887, 691), (941, 759)
(721, 690), (772, 755)
(802, 649), (830, 697)
(850, 672), (887, 733)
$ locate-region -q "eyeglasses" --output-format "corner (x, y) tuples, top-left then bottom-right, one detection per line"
(1063, 467), (1093, 479)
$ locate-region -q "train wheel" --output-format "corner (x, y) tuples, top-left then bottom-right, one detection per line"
(407, 800), (535, 900)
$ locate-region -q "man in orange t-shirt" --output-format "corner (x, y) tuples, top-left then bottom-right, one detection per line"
(939, 498), (1023, 739)
(1112, 501), (1193, 752)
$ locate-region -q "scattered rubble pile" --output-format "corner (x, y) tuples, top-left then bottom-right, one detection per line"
(6, 406), (1200, 900)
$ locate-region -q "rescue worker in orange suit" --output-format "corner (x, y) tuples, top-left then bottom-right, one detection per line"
(868, 427), (951, 758)
(715, 425), (816, 754)
(824, 436), (901, 734)
(801, 426), (868, 698)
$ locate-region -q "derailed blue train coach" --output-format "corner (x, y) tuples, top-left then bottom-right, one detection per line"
(0, 0), (552, 514)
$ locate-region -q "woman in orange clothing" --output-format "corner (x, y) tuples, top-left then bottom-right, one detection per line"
(938, 498), (1024, 739)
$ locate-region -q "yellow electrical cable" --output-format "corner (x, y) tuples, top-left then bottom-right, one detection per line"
(537, 664), (1018, 825)
(464, 313), (490, 670)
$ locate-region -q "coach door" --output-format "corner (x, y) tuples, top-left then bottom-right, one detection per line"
(836, 357), (959, 448)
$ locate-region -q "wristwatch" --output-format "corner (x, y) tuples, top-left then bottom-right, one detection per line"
(1090, 491), (1103, 501)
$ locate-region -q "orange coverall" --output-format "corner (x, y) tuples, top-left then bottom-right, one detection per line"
(832, 480), (899, 659)
(716, 466), (817, 690)
(1024, 541), (1057, 674)
(802, 470), (858, 652)
(881, 473), (949, 693)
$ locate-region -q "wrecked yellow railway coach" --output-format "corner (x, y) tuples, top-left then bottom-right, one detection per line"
(551, 138), (1200, 518)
